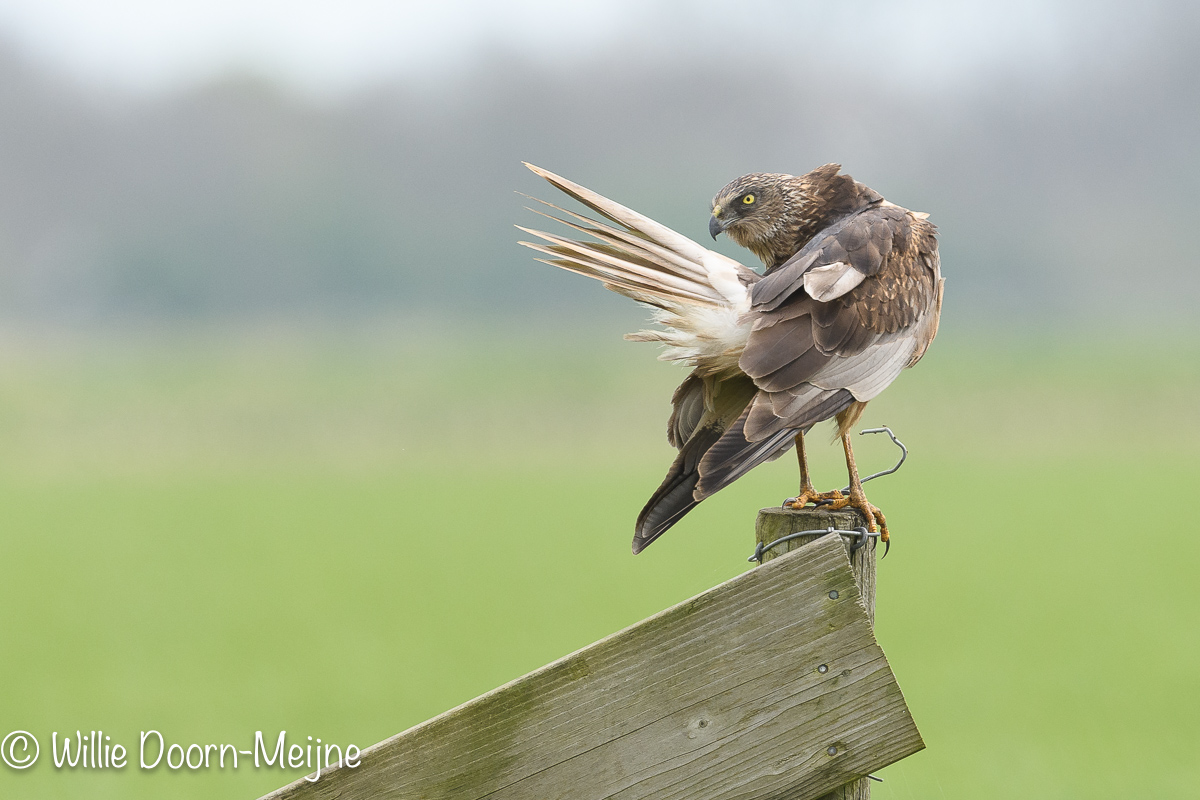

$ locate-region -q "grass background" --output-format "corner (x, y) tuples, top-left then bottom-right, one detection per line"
(1, 322), (1198, 798)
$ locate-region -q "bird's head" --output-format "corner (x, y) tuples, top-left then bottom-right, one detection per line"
(708, 173), (794, 253)
(709, 164), (872, 270)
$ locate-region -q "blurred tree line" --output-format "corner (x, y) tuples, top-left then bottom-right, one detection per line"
(0, 2), (1195, 330)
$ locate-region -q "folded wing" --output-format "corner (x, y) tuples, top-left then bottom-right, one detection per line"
(697, 205), (941, 497)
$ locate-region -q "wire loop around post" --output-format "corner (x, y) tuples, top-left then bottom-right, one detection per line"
(748, 526), (878, 563)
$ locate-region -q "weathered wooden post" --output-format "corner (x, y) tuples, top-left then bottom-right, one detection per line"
(755, 506), (877, 800)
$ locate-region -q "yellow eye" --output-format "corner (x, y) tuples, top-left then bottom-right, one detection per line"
(742, 194), (755, 205)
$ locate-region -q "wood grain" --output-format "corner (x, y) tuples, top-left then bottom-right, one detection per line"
(757, 506), (898, 800)
(259, 533), (922, 800)
(756, 507), (876, 625)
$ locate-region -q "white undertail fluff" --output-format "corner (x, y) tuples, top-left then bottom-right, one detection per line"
(624, 304), (750, 375)
(517, 163), (760, 375)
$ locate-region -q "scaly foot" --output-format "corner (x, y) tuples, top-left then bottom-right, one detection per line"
(782, 488), (846, 510)
(822, 491), (891, 556)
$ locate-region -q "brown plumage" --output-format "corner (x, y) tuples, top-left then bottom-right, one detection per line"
(519, 163), (943, 553)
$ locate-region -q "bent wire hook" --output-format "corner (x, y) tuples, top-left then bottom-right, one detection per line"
(844, 425), (908, 491)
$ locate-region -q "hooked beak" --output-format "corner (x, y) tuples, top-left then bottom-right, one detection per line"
(708, 213), (725, 240)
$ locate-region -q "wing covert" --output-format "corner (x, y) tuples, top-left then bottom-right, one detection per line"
(751, 206), (909, 311)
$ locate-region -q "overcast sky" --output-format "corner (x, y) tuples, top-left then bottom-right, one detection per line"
(0, 0), (1143, 97)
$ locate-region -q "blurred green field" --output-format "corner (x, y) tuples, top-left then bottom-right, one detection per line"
(1, 322), (1198, 798)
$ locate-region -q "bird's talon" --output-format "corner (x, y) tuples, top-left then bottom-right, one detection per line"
(785, 489), (845, 510)
(824, 492), (891, 554)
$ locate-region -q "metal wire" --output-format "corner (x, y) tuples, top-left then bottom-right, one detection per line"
(853, 426), (908, 487)
(765, 426), (906, 561)
(782, 425), (909, 510)
(748, 526), (878, 563)
(824, 425), (908, 498)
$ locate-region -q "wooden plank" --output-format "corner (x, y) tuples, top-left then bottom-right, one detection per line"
(260, 533), (923, 800)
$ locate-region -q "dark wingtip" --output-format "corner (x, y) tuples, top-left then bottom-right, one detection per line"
(631, 455), (704, 556)
(631, 515), (669, 555)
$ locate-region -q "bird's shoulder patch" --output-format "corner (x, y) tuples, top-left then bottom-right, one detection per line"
(749, 207), (908, 312)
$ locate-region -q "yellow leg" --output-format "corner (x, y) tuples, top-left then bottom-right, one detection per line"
(823, 431), (891, 546)
(782, 431), (847, 510)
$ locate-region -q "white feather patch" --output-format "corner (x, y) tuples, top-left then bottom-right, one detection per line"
(802, 262), (867, 302)
(700, 251), (751, 312)
(628, 304), (750, 372)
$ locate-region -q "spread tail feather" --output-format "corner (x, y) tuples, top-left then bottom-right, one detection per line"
(519, 163), (759, 372)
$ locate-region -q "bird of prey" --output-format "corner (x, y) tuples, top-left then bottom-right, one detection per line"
(518, 163), (943, 554)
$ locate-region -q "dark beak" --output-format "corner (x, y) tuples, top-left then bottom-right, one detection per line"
(708, 214), (724, 240)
